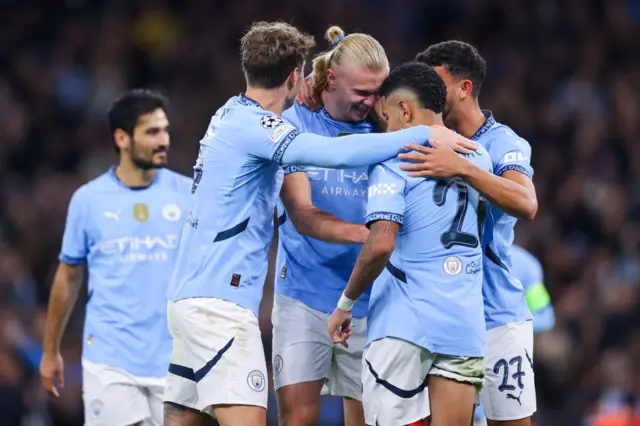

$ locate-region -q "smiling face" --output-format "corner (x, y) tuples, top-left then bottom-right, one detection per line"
(326, 64), (388, 122)
(115, 108), (171, 170)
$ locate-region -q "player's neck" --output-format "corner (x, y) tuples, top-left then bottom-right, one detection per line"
(320, 92), (350, 122)
(245, 87), (286, 116)
(455, 102), (486, 139)
(116, 158), (157, 188)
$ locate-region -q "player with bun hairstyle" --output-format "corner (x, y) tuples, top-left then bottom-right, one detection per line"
(272, 26), (477, 426)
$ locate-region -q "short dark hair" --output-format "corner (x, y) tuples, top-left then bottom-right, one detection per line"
(107, 89), (168, 153)
(379, 62), (447, 114)
(240, 21), (315, 89)
(415, 41), (486, 97)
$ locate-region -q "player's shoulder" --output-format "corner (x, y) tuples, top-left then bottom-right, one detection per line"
(371, 158), (409, 182)
(463, 145), (493, 172)
(484, 118), (531, 156)
(68, 170), (114, 206)
(282, 102), (312, 129)
(511, 245), (541, 269)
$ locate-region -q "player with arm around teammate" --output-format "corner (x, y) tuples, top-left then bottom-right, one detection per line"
(328, 62), (492, 426)
(162, 21), (474, 426)
(275, 26), (481, 426)
(39, 89), (192, 426)
(403, 42), (539, 426)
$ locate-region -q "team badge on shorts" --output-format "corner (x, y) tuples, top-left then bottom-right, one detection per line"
(260, 116), (284, 129)
(443, 256), (462, 275)
(273, 355), (283, 376)
(90, 399), (104, 417)
(247, 370), (266, 392)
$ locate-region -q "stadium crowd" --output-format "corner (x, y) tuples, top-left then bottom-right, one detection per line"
(0, 0), (638, 425)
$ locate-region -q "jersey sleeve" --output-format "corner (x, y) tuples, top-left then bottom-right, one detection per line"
(365, 163), (407, 228)
(490, 131), (534, 178)
(523, 259), (551, 313)
(59, 188), (89, 265)
(282, 165), (307, 175)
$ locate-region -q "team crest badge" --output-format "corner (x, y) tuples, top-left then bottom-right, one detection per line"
(90, 399), (104, 417)
(273, 355), (283, 376)
(162, 203), (181, 222)
(133, 203), (149, 222)
(247, 370), (266, 392)
(443, 256), (462, 276)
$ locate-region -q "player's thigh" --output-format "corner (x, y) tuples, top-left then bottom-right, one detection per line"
(213, 404), (266, 426)
(276, 379), (325, 426)
(272, 294), (334, 391)
(361, 337), (432, 426)
(481, 320), (536, 422)
(328, 315), (367, 402)
(167, 298), (269, 413)
(343, 396), (366, 426)
(428, 355), (483, 426)
(83, 364), (150, 426)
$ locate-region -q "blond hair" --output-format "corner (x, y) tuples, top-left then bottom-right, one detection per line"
(311, 26), (389, 92)
(241, 21), (316, 89)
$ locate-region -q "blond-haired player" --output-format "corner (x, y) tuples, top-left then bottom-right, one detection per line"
(273, 26), (478, 426)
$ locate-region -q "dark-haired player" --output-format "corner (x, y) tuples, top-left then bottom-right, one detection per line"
(40, 89), (191, 426)
(328, 62), (492, 426)
(404, 41), (539, 426)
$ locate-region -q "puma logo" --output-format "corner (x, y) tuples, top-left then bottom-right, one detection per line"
(506, 390), (522, 406)
(103, 210), (120, 221)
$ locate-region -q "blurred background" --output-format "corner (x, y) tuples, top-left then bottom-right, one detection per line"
(0, 0), (639, 424)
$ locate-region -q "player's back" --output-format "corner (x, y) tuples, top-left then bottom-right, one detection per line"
(276, 102), (373, 317)
(472, 112), (534, 329)
(167, 95), (296, 317)
(366, 147), (492, 357)
(61, 168), (191, 377)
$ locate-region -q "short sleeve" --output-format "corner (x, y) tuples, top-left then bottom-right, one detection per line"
(282, 165), (307, 175)
(365, 163), (407, 228)
(243, 113), (300, 163)
(490, 131), (534, 178)
(59, 189), (89, 265)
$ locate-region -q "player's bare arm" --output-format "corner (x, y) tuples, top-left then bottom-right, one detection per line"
(40, 262), (84, 397)
(280, 171), (369, 244)
(327, 220), (399, 346)
(399, 143), (538, 220)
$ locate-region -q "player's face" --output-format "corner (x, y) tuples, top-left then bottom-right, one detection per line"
(128, 108), (170, 170)
(433, 66), (458, 127)
(328, 65), (388, 122)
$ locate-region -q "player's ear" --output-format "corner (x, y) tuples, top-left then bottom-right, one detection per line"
(398, 100), (413, 125)
(326, 68), (336, 91)
(113, 128), (131, 152)
(287, 67), (300, 90)
(459, 79), (473, 100)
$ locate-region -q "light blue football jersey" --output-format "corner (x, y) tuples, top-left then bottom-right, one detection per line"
(510, 244), (555, 333)
(167, 95), (433, 317)
(365, 148), (493, 358)
(59, 167), (191, 378)
(276, 103), (373, 318)
(473, 111), (534, 330)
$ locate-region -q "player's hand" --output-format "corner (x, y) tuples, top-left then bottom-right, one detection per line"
(40, 352), (64, 398)
(398, 140), (469, 178)
(427, 124), (478, 154)
(296, 74), (322, 112)
(327, 308), (353, 348)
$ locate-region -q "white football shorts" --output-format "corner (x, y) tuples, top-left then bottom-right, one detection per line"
(164, 298), (268, 416)
(271, 294), (367, 400)
(362, 337), (485, 426)
(480, 320), (536, 421)
(82, 360), (164, 426)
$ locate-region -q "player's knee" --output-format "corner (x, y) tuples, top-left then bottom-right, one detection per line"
(164, 402), (208, 426)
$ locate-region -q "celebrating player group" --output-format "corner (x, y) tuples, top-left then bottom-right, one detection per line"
(39, 19), (556, 426)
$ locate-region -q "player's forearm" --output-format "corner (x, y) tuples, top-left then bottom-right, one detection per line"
(281, 126), (432, 169)
(290, 207), (367, 244)
(460, 162), (537, 220)
(344, 238), (394, 301)
(43, 264), (83, 354)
